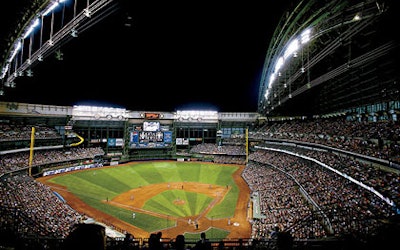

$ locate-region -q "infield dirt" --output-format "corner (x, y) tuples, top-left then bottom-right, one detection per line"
(38, 162), (252, 239)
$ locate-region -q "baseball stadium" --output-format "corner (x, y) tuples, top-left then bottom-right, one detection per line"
(0, 0), (399, 250)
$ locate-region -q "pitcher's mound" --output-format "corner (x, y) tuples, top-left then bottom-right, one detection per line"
(173, 198), (185, 205)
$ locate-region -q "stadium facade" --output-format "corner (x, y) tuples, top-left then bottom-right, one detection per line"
(0, 101), (258, 167)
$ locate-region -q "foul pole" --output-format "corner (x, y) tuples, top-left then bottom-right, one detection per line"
(28, 127), (35, 176)
(245, 127), (249, 163)
(69, 132), (84, 146)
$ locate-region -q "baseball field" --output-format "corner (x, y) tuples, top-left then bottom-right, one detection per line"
(38, 161), (252, 240)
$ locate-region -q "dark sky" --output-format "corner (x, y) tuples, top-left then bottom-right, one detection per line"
(0, 1), (293, 112)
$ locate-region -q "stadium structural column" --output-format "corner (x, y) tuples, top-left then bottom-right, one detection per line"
(122, 119), (130, 161)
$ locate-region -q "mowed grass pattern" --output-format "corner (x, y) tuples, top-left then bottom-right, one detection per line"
(47, 161), (239, 233)
(143, 190), (213, 217)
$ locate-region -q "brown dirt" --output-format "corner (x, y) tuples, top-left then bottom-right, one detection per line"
(37, 162), (252, 239)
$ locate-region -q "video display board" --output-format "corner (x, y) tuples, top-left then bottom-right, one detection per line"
(129, 123), (172, 148)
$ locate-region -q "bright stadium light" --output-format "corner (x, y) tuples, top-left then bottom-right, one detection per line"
(71, 29), (78, 37)
(8, 41), (22, 63)
(23, 18), (40, 39)
(26, 69), (33, 77)
(353, 12), (362, 21)
(269, 73), (276, 86)
(274, 57), (284, 74)
(264, 27), (313, 102)
(300, 28), (311, 44)
(283, 39), (299, 59)
(42, 0), (68, 17)
(42, 2), (59, 16)
(0, 63), (9, 79)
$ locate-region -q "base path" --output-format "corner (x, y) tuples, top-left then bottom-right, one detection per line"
(38, 163), (252, 239)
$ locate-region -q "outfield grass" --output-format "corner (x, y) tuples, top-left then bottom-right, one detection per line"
(48, 161), (240, 234)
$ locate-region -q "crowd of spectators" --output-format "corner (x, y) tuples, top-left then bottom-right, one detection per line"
(0, 173), (83, 243)
(249, 117), (400, 163)
(243, 149), (398, 242)
(259, 143), (400, 207)
(0, 123), (62, 141)
(0, 146), (105, 174)
(242, 161), (325, 240)
(0, 122), (65, 151)
(1, 118), (399, 248)
(189, 143), (246, 164)
(190, 143), (246, 156)
(0, 127), (105, 246)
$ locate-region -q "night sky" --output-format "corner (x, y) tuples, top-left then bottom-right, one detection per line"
(0, 0), (293, 112)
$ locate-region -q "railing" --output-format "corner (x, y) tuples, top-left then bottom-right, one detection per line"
(1, 236), (348, 250)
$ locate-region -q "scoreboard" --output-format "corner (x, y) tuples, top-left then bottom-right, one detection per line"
(129, 121), (172, 148)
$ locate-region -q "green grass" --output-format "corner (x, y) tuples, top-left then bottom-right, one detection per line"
(47, 161), (240, 235)
(143, 190), (213, 217)
(184, 228), (230, 241)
